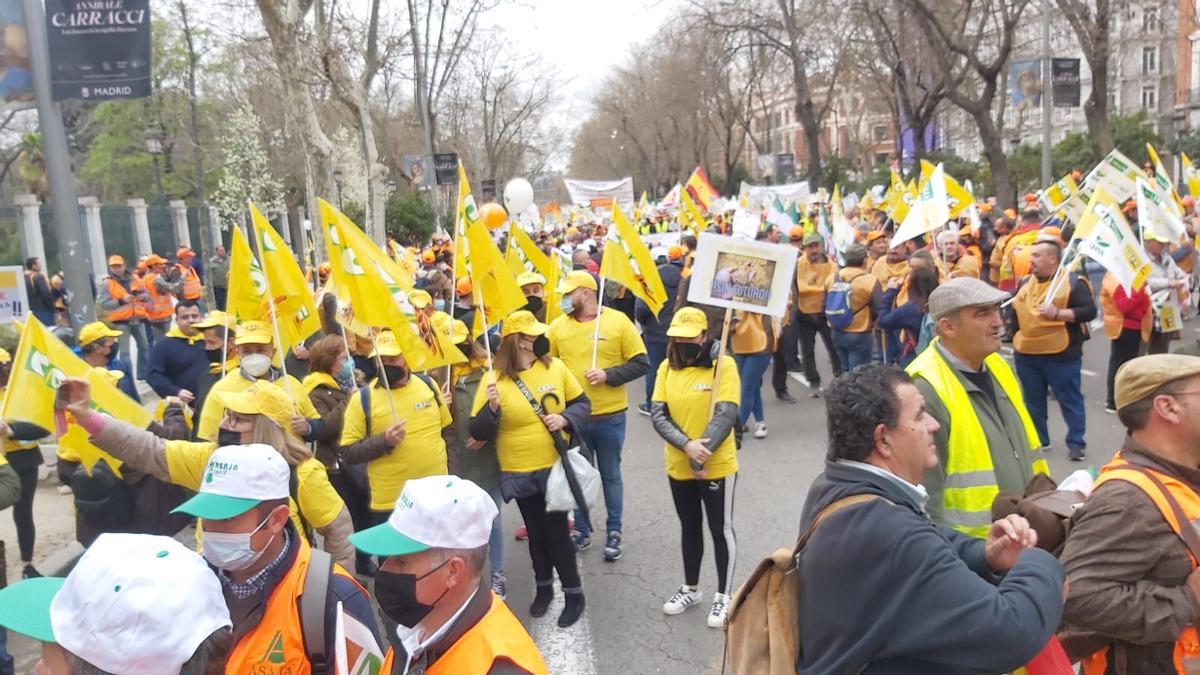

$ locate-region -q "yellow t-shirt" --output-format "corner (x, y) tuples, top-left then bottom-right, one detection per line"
(470, 358), (583, 473)
(340, 377), (451, 511)
(651, 355), (740, 481)
(548, 307), (646, 415)
(162, 439), (344, 532)
(196, 371), (318, 442)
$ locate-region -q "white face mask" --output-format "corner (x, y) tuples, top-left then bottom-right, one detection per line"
(201, 513), (275, 572)
(241, 353), (272, 378)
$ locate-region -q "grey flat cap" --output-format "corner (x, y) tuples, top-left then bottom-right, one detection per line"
(842, 243), (868, 266)
(927, 277), (1009, 321)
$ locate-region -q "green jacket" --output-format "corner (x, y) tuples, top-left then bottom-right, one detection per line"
(449, 368), (500, 490)
(912, 346), (1044, 525)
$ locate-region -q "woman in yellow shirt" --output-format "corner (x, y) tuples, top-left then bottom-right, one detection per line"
(469, 310), (591, 629)
(649, 308), (741, 629)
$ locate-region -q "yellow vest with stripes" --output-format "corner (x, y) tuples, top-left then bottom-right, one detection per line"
(906, 339), (1049, 538)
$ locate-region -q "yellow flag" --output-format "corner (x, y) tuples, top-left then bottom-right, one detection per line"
(1147, 143), (1186, 215)
(919, 160), (974, 218)
(1183, 152), (1200, 199)
(602, 205), (668, 316)
(680, 188), (706, 236)
(454, 166), (473, 280)
(456, 163), (526, 332)
(250, 204), (320, 352)
(507, 226), (553, 280)
(226, 227), (269, 323)
(1, 316), (152, 474)
(546, 249), (571, 323)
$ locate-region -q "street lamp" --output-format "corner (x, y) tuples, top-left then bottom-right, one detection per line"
(145, 126), (166, 205)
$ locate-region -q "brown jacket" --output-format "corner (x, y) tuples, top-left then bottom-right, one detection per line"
(307, 381), (350, 468)
(1059, 439), (1200, 673)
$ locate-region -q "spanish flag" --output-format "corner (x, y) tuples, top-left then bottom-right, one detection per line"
(684, 166), (719, 210)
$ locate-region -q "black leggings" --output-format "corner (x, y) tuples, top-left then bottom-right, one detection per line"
(515, 492), (581, 591)
(669, 473), (737, 594)
(12, 461), (37, 561)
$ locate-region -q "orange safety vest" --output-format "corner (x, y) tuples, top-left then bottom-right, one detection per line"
(177, 264), (202, 300)
(379, 592), (548, 675)
(104, 277), (135, 322)
(1012, 276), (1071, 355)
(142, 273), (175, 322)
(1082, 454), (1200, 675)
(224, 537), (364, 675)
(1099, 274), (1151, 342)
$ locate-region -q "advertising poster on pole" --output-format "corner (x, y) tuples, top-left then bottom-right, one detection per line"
(0, 265), (29, 320)
(45, 0), (151, 101)
(686, 233), (798, 318)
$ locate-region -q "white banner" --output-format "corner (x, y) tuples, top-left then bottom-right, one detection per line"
(738, 181), (811, 210)
(686, 233), (799, 318)
(0, 266), (30, 321)
(563, 177), (635, 206)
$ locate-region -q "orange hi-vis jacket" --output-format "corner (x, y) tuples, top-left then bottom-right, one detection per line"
(104, 276), (136, 322)
(1082, 454), (1200, 675)
(224, 536), (363, 675)
(142, 273), (175, 322)
(1012, 276), (1071, 355)
(177, 263), (203, 300)
(380, 591), (548, 675)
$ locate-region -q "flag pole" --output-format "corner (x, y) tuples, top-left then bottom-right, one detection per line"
(371, 329), (401, 424)
(474, 283), (494, 371)
(246, 204), (295, 401)
(591, 274), (606, 370)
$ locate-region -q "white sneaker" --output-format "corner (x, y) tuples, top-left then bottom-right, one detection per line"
(662, 585), (703, 615)
(753, 422), (768, 439)
(707, 592), (730, 628)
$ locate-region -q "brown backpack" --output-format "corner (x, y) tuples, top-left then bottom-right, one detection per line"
(724, 493), (883, 675)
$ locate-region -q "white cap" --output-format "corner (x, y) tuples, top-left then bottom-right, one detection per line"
(172, 444), (290, 519)
(350, 475), (498, 557)
(50, 533), (231, 674)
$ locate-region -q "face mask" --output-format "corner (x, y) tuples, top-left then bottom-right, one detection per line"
(206, 347), (223, 364)
(375, 560), (450, 628)
(433, 299), (446, 312)
(560, 293), (577, 315)
(241, 353), (271, 378)
(201, 512), (276, 572)
(531, 334), (551, 358)
(217, 428), (242, 446)
(524, 295), (544, 314)
(337, 358), (354, 382)
(455, 342), (471, 359)
(676, 342), (703, 364)
(382, 364), (408, 387)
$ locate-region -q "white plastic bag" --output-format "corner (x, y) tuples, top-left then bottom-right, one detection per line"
(545, 447), (601, 513)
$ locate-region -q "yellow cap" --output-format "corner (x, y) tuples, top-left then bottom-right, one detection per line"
(371, 330), (403, 357)
(501, 310), (549, 337)
(431, 310), (453, 337)
(450, 319), (469, 344)
(0, 347), (11, 364)
(666, 307), (708, 339)
(217, 381), (295, 431)
(557, 270), (598, 294)
(517, 271), (546, 288)
(79, 321), (122, 347)
(234, 320), (272, 346)
(409, 289), (433, 309)
(194, 310), (237, 331)
(866, 230), (886, 242)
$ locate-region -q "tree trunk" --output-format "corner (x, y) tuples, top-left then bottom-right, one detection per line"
(1083, 50), (1113, 157)
(792, 64), (823, 186)
(976, 111), (1013, 209)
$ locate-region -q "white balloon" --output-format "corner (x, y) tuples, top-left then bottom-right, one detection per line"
(503, 178), (535, 215)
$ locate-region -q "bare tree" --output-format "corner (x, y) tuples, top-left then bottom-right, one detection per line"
(906, 0), (1030, 208)
(1054, 0), (1113, 156)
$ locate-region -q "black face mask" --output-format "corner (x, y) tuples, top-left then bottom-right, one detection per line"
(217, 429), (241, 447)
(382, 365), (409, 388)
(455, 342), (472, 359)
(675, 342), (703, 364)
(205, 347), (223, 364)
(524, 295), (544, 315)
(532, 335), (550, 358)
(375, 561), (450, 628)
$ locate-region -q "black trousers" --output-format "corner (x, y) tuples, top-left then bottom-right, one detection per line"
(796, 312), (841, 387)
(780, 308), (801, 371)
(771, 336), (790, 394)
(1107, 328), (1144, 408)
(516, 492), (581, 591)
(8, 450), (40, 561)
(669, 474), (737, 594)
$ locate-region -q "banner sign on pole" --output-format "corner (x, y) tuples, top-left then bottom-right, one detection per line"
(738, 181), (810, 210)
(433, 153), (458, 185)
(0, 1), (34, 110)
(404, 154), (433, 189)
(686, 233), (799, 318)
(45, 0), (151, 101)
(1051, 58), (1081, 108)
(0, 265), (29, 320)
(563, 177), (634, 206)
(1009, 58), (1043, 112)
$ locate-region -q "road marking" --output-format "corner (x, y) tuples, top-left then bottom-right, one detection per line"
(530, 576), (598, 675)
(1081, 369), (1097, 377)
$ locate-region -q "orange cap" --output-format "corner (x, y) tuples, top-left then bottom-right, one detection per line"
(788, 226), (805, 240)
(107, 254), (125, 266)
(1184, 196), (1196, 209)
(978, 203), (993, 214)
(1023, 193), (1038, 204)
(1003, 208), (1017, 220)
(456, 276), (472, 296)
(144, 254), (167, 267)
(176, 247), (195, 259)
(1037, 226), (1064, 245)
(668, 245), (683, 261)
(421, 250), (436, 263)
(865, 230), (886, 242)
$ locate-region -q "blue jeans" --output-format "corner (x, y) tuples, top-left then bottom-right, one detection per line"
(0, 627), (12, 675)
(832, 330), (873, 372)
(485, 483), (504, 575)
(575, 413), (627, 538)
(644, 341), (668, 404)
(1014, 353), (1086, 450)
(733, 352), (770, 425)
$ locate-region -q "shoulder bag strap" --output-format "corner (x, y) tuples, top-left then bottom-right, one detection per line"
(300, 547), (333, 674)
(792, 493), (886, 556)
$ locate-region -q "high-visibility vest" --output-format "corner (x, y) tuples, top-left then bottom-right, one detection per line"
(906, 339), (1047, 538)
(1099, 274), (1151, 342)
(224, 536), (363, 675)
(379, 591), (548, 675)
(177, 264), (202, 300)
(142, 273), (175, 322)
(104, 277), (135, 322)
(1082, 454), (1200, 675)
(1012, 275), (1071, 355)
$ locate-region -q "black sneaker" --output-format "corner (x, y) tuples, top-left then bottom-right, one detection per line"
(1068, 446), (1086, 462)
(603, 531), (622, 562)
(637, 402), (651, 416)
(491, 571), (507, 600)
(775, 391), (797, 403)
(572, 531), (592, 552)
(22, 564), (42, 579)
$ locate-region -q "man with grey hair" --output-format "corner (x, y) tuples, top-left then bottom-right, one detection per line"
(351, 475), (547, 674)
(905, 277), (1051, 537)
(936, 230), (981, 279)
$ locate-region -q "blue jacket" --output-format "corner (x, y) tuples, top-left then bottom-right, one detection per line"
(796, 461), (1064, 675)
(146, 334), (208, 398)
(635, 261), (682, 344)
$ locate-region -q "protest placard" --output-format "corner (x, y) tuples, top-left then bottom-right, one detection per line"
(686, 233), (798, 318)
